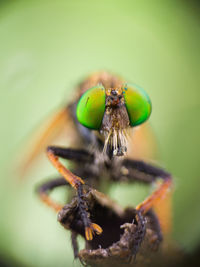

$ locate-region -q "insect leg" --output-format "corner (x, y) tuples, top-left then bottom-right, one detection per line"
(46, 147), (91, 188)
(46, 146), (102, 240)
(120, 159), (172, 215)
(146, 209), (163, 250)
(71, 231), (79, 258)
(37, 178), (84, 258)
(37, 177), (67, 212)
(132, 210), (146, 258)
(116, 160), (171, 254)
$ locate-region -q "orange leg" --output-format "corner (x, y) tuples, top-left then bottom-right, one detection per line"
(46, 147), (102, 240)
(37, 177), (67, 212)
(136, 177), (172, 215)
(47, 149), (84, 189)
(120, 159), (173, 235)
(39, 192), (63, 212)
(154, 190), (173, 235)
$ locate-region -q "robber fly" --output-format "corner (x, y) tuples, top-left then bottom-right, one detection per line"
(21, 71), (172, 260)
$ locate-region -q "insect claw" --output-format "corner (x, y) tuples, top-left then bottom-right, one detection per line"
(85, 227), (93, 241)
(91, 223), (103, 235)
(85, 223), (103, 240)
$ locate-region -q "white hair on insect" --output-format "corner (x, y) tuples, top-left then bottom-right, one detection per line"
(103, 128), (130, 156)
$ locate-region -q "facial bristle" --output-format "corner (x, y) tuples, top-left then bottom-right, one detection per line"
(103, 129), (128, 157)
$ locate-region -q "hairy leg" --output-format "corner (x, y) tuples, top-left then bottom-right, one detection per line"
(71, 231), (79, 258)
(146, 209), (163, 250)
(46, 146), (102, 240)
(37, 178), (84, 257)
(132, 210), (146, 257)
(118, 159), (172, 215)
(37, 177), (67, 212)
(113, 159), (172, 252)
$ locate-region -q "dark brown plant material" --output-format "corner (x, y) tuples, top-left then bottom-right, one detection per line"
(58, 186), (181, 267)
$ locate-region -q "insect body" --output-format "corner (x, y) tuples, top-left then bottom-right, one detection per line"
(30, 72), (172, 259)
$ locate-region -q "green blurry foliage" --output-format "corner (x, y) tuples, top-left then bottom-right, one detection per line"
(0, 0), (199, 266)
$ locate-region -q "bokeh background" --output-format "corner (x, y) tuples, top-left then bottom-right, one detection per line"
(0, 0), (200, 266)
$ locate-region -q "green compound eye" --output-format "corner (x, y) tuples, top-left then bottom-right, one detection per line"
(76, 86), (106, 130)
(123, 83), (152, 127)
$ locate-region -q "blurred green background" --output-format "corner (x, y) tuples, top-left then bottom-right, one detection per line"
(0, 0), (200, 266)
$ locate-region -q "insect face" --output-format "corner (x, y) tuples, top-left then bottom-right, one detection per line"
(76, 82), (152, 157)
(100, 87), (130, 156)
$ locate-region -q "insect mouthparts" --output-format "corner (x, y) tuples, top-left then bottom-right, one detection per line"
(103, 129), (128, 157)
(113, 145), (127, 156)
